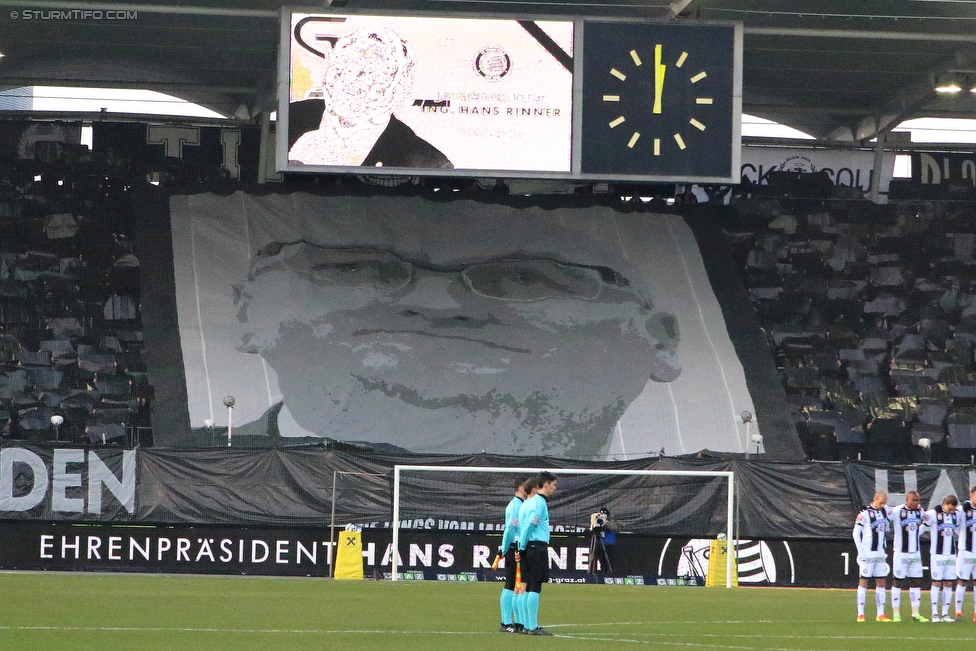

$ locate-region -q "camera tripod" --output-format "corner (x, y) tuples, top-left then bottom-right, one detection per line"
(588, 530), (615, 576)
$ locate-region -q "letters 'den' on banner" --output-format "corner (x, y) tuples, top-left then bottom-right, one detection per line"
(334, 530), (364, 580)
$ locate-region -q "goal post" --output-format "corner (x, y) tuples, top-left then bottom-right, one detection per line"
(391, 465), (736, 587)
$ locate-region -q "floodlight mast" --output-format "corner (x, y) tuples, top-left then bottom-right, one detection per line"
(390, 465), (736, 587)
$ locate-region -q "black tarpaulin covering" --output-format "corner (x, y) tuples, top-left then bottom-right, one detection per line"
(129, 449), (974, 539)
(6, 444), (973, 540)
(731, 461), (852, 538)
(133, 450), (976, 538)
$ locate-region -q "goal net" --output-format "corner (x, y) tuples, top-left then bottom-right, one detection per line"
(390, 465), (735, 586)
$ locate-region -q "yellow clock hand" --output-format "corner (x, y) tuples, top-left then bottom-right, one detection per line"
(653, 44), (666, 115)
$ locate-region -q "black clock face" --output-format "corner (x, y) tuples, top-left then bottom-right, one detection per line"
(580, 22), (737, 180)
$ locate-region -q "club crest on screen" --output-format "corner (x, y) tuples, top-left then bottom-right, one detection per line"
(474, 46), (512, 82)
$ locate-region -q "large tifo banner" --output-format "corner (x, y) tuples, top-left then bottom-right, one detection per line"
(168, 192), (756, 459)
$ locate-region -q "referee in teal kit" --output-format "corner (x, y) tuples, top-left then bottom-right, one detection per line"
(498, 477), (528, 633)
(516, 471), (558, 636)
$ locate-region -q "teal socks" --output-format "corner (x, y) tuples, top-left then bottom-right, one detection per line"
(500, 588), (514, 625)
(526, 591), (540, 630)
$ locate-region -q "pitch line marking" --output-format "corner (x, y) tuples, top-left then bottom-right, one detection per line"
(0, 626), (488, 635)
(567, 631), (972, 645)
(553, 634), (852, 651)
(623, 619), (783, 625)
(0, 621), (800, 637)
(5, 622), (956, 646)
(549, 620), (782, 627)
(546, 622), (639, 627)
(622, 632), (972, 642)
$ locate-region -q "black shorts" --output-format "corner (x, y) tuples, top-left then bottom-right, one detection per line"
(504, 544), (518, 589)
(522, 542), (550, 584)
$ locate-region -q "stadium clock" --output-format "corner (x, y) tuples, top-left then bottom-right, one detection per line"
(579, 21), (741, 182)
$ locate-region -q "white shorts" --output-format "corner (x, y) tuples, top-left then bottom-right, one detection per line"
(956, 553), (976, 581)
(893, 552), (924, 579)
(858, 553), (889, 579)
(931, 554), (958, 581)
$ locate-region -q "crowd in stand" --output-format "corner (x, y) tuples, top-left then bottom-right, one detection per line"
(0, 159), (151, 447)
(730, 197), (976, 464)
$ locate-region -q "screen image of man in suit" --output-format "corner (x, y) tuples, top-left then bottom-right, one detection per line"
(288, 26), (452, 169)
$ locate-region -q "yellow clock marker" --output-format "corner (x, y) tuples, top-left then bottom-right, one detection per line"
(600, 44), (717, 156)
(653, 44), (666, 115)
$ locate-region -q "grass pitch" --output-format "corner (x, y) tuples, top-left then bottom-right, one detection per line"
(2, 573), (975, 651)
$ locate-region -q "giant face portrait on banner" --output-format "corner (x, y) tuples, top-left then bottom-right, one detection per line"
(170, 193), (756, 458)
(235, 238), (679, 457)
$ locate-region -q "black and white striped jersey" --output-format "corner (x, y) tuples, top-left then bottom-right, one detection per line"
(926, 505), (961, 556)
(958, 500), (976, 554)
(892, 505), (928, 554)
(853, 504), (893, 554)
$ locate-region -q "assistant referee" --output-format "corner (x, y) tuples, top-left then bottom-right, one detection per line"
(516, 471), (558, 636)
(498, 477), (529, 633)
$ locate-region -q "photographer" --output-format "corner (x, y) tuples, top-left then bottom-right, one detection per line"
(588, 507), (617, 576)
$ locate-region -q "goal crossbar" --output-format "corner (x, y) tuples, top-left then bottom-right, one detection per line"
(391, 465), (735, 587)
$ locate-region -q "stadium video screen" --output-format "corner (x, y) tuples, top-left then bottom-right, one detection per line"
(279, 12), (575, 175)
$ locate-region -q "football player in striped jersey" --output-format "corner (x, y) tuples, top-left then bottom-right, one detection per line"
(954, 487), (976, 621)
(926, 495), (960, 622)
(853, 490), (894, 622)
(891, 491), (930, 622)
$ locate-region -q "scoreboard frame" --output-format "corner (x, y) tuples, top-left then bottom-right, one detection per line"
(276, 7), (742, 183)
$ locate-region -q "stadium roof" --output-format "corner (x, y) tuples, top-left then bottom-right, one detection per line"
(0, 0), (974, 142)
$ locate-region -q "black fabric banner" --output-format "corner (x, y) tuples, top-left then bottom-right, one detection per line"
(911, 151), (976, 186)
(0, 120), (83, 162)
(92, 122), (262, 183)
(2, 444), (975, 542)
